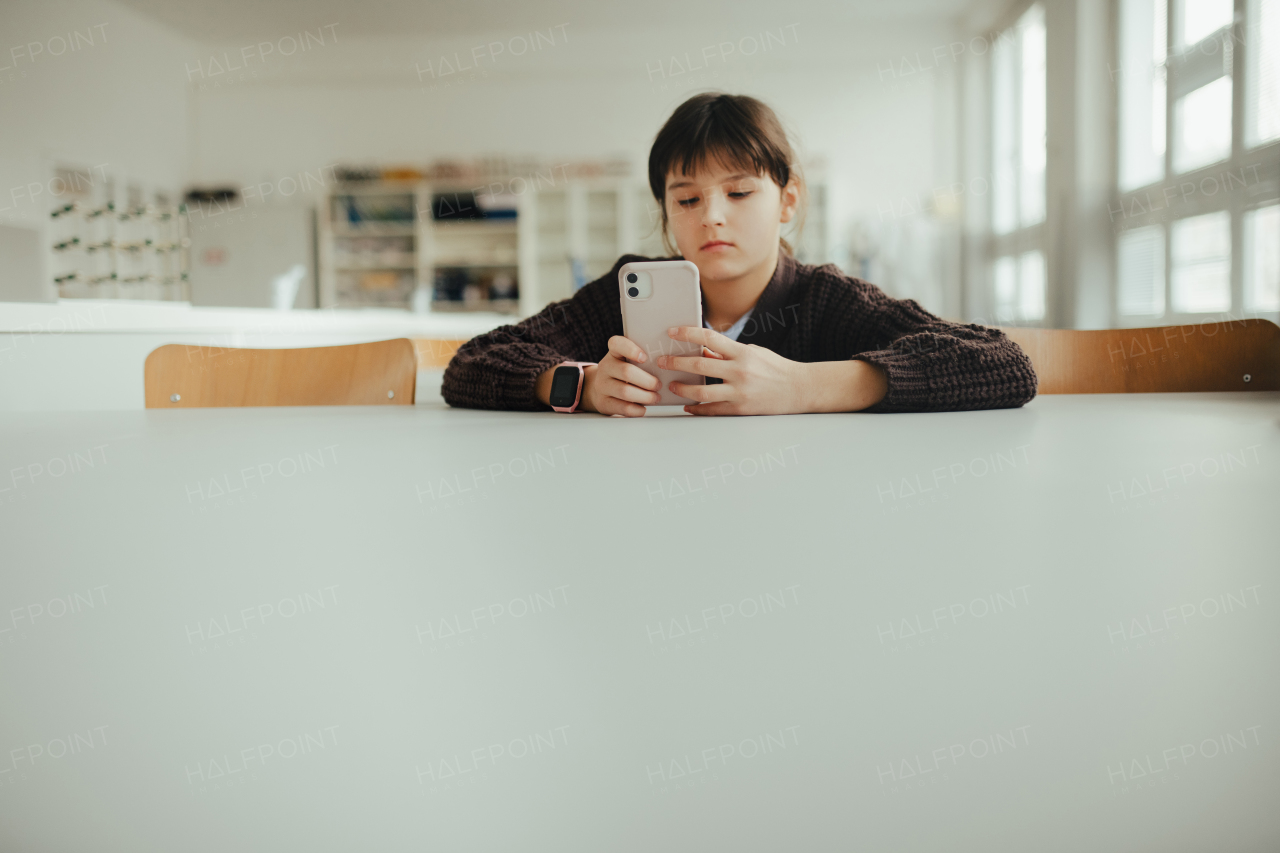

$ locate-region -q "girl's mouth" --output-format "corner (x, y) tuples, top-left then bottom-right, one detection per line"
(700, 240), (734, 251)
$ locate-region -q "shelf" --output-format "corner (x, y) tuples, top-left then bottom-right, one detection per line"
(319, 175), (720, 313)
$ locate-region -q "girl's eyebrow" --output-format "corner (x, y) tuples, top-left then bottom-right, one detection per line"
(667, 172), (755, 190)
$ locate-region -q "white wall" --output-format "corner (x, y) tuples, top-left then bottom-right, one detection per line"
(0, 0), (194, 301)
(184, 20), (966, 312)
(0, 0), (193, 222)
(0, 5), (977, 315)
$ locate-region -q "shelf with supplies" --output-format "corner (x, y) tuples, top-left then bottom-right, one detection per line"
(317, 160), (829, 317)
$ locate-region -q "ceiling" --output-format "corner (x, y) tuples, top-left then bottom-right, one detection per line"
(115, 0), (1005, 41)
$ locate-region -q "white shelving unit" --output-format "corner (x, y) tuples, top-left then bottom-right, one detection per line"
(319, 175), (650, 317)
(319, 180), (523, 313)
(519, 179), (666, 315)
(319, 171), (828, 318)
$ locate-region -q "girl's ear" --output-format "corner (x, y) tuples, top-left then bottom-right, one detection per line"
(778, 175), (800, 224)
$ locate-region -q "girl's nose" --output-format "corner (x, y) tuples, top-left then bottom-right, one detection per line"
(700, 189), (727, 226)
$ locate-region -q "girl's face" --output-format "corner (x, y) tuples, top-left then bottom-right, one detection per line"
(664, 160), (799, 283)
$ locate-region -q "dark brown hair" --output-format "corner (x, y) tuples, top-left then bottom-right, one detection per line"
(648, 92), (805, 256)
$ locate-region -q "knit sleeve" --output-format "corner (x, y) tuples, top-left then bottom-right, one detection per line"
(440, 257), (635, 410)
(814, 272), (1038, 413)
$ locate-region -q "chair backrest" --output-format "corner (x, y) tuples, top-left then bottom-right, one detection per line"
(144, 338), (417, 408)
(1001, 319), (1280, 394)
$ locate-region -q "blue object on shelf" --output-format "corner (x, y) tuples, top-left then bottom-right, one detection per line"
(571, 257), (587, 292)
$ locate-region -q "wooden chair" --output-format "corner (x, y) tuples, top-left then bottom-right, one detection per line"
(144, 338), (418, 408)
(1001, 319), (1280, 394)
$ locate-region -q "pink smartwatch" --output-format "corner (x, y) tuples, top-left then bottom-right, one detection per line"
(549, 361), (593, 412)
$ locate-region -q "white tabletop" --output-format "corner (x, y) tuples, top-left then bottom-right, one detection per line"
(1, 393), (1277, 852)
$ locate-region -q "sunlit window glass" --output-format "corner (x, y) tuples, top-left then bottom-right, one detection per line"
(1118, 225), (1167, 315)
(1181, 0), (1234, 46)
(1018, 250), (1046, 321)
(1171, 211), (1231, 312)
(1019, 6), (1047, 226)
(1174, 76), (1234, 172)
(1248, 0), (1280, 145)
(1244, 204), (1280, 311)
(1119, 0), (1168, 189)
(992, 34), (1018, 234)
(994, 256), (1018, 323)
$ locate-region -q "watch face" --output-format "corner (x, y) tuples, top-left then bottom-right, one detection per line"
(549, 366), (581, 408)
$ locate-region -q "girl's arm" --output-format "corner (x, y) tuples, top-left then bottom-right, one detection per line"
(820, 277), (1039, 413)
(441, 258), (633, 410)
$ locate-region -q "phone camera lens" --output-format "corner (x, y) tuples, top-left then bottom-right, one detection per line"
(627, 286), (639, 298)
(626, 273), (638, 283)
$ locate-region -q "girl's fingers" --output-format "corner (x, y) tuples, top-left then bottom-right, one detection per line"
(602, 376), (661, 404)
(656, 355), (731, 378)
(668, 380), (732, 403)
(666, 325), (746, 356)
(616, 361), (660, 390)
(607, 335), (647, 363)
(597, 395), (646, 417)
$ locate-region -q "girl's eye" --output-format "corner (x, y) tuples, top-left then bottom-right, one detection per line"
(676, 197), (700, 207)
(729, 191), (752, 199)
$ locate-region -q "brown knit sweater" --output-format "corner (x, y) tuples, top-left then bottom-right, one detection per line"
(442, 253), (1038, 413)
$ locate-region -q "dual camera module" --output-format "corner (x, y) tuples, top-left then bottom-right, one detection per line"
(624, 271), (652, 299)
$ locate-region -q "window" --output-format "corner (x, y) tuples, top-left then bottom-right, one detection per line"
(1119, 0), (1168, 190)
(993, 251), (1047, 324)
(1180, 0), (1234, 45)
(991, 4), (1047, 324)
(1174, 76), (1234, 171)
(1247, 0), (1280, 145)
(1171, 211), (1232, 312)
(1017, 251), (1047, 320)
(1113, 0), (1280, 321)
(1019, 14), (1047, 227)
(1118, 225), (1167, 315)
(1244, 204), (1280, 310)
(992, 5), (1047, 233)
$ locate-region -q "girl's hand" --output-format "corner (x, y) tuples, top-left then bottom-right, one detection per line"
(580, 335), (662, 417)
(656, 326), (888, 415)
(655, 326), (807, 415)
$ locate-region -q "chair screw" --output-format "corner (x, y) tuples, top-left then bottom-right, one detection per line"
(170, 393), (181, 402)
(388, 390), (395, 399)
(1243, 374), (1251, 383)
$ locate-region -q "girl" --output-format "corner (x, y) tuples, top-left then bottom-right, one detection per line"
(442, 93), (1037, 416)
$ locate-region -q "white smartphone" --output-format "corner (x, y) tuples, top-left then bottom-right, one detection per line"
(618, 260), (705, 406)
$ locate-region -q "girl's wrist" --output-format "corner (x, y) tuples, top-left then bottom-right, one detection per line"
(801, 360), (887, 413)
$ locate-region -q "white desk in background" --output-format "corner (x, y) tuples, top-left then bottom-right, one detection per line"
(1, 394), (1277, 852)
(0, 299), (507, 411)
